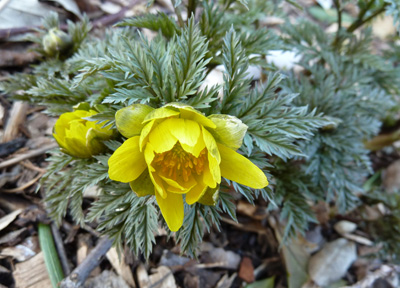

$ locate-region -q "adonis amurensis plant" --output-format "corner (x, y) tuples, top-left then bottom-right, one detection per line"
(2, 0), (400, 259)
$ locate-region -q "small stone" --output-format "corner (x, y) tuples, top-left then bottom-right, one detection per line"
(334, 220), (357, 235)
(308, 238), (357, 286)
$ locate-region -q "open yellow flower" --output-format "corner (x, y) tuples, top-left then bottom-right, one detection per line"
(108, 103), (268, 231)
(53, 109), (113, 158)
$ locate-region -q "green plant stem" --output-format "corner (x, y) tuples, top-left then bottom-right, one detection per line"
(347, 3), (388, 33)
(333, 0), (342, 49)
(172, 0), (185, 27)
(333, 1), (388, 49)
(38, 223), (65, 288)
(187, 0), (196, 19)
(334, 0), (342, 37)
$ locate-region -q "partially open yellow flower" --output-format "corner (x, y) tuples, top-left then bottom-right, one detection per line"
(108, 103), (268, 231)
(53, 109), (113, 158)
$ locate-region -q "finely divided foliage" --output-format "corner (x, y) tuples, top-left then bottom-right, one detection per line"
(1, 0), (396, 257)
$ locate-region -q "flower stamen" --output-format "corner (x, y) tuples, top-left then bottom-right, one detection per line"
(153, 142), (207, 182)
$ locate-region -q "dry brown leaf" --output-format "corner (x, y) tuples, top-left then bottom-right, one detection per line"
(215, 273), (237, 288)
(341, 265), (400, 288)
(77, 234), (90, 265)
(0, 209), (22, 231)
(148, 266), (176, 288)
(238, 256), (255, 283)
(237, 201), (268, 220)
(136, 263), (150, 288)
(85, 270), (130, 288)
(0, 0), (54, 30)
(0, 236), (39, 262)
(0, 227), (28, 245)
(106, 247), (136, 287)
(342, 233), (374, 246)
(383, 159), (400, 193)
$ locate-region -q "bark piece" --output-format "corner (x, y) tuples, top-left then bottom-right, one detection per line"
(13, 251), (52, 288)
(2, 101), (28, 143)
(0, 137), (27, 157)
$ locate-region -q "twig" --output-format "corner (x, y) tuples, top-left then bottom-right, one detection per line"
(0, 172), (44, 193)
(171, 0), (185, 27)
(0, 143), (58, 169)
(333, 0), (342, 47)
(51, 223), (71, 276)
(220, 216), (267, 235)
(20, 160), (47, 173)
(60, 237), (113, 288)
(347, 2), (388, 33)
(0, 0), (140, 40)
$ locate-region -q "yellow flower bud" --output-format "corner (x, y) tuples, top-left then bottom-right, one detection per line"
(53, 110), (113, 158)
(42, 28), (73, 57)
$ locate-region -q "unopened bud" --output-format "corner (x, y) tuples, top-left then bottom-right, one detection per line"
(42, 28), (73, 57)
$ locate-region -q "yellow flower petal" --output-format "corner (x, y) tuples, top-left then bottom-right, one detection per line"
(202, 128), (221, 163)
(129, 169), (155, 197)
(165, 103), (216, 128)
(108, 136), (147, 183)
(181, 131), (206, 157)
(202, 165), (217, 188)
(66, 121), (87, 145)
(144, 143), (167, 198)
(64, 137), (91, 158)
(148, 120), (178, 153)
(116, 104), (154, 138)
(86, 128), (105, 155)
(202, 127), (221, 183)
(156, 191), (184, 232)
(208, 114), (248, 150)
(186, 182), (208, 205)
(53, 132), (67, 151)
(143, 106), (180, 123)
(139, 120), (155, 151)
(217, 143), (269, 189)
(160, 174), (197, 193)
(164, 118), (201, 148)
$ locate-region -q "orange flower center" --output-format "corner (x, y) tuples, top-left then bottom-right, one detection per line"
(153, 142), (207, 182)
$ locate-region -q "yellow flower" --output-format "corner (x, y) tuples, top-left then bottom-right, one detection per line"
(53, 109), (113, 158)
(108, 103), (268, 231)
